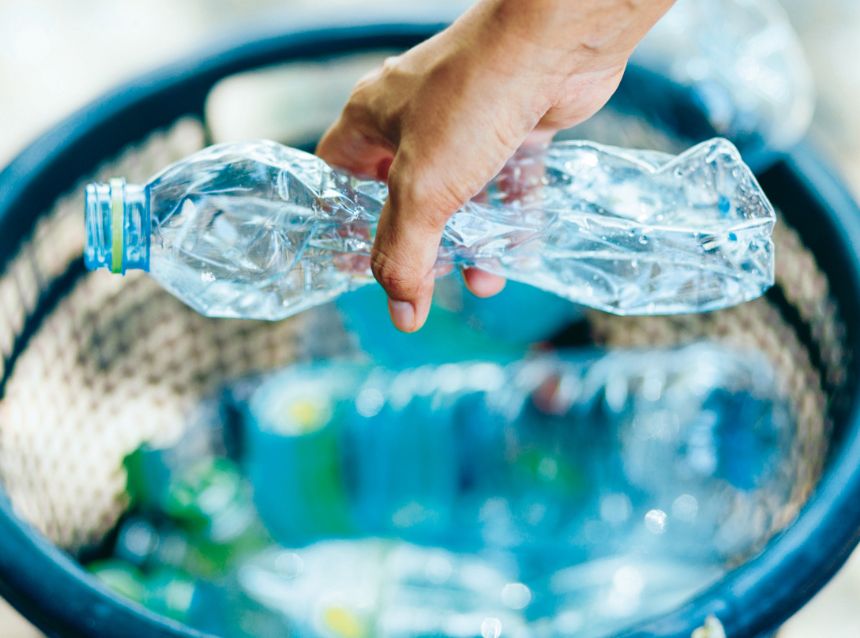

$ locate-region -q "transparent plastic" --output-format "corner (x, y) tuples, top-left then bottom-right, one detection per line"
(634, 0), (814, 151)
(245, 344), (795, 564)
(104, 342), (791, 638)
(84, 138), (775, 320)
(91, 343), (799, 638)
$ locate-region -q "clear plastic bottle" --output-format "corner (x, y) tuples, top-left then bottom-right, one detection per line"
(84, 138), (775, 320)
(634, 0), (814, 152)
(243, 344), (796, 561)
(238, 344), (796, 636)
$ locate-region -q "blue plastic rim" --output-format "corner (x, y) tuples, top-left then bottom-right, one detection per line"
(0, 15), (859, 638)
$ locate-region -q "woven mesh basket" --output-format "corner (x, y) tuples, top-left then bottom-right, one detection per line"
(0, 29), (854, 638)
(0, 111), (840, 554)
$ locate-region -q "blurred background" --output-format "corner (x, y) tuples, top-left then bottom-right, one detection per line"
(0, 0), (858, 636)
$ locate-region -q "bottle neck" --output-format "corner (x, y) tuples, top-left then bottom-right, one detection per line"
(85, 178), (150, 273)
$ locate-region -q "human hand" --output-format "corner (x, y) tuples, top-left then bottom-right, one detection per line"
(317, 0), (673, 332)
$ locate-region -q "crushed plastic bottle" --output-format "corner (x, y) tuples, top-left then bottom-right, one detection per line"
(244, 343), (796, 561)
(634, 0), (814, 153)
(84, 138), (775, 320)
(89, 343), (800, 638)
(232, 343), (796, 636)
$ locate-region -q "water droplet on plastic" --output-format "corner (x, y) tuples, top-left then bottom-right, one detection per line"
(501, 582), (532, 610)
(672, 494), (699, 522)
(600, 493), (632, 524)
(481, 617), (503, 638)
(644, 509), (667, 534)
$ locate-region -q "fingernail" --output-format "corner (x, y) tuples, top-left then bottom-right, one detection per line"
(388, 299), (415, 332)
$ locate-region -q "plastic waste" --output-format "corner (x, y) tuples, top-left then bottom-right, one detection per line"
(244, 344), (796, 561)
(89, 343), (798, 638)
(634, 0), (814, 152)
(84, 138), (775, 320)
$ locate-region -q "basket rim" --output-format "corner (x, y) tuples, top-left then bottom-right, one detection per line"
(0, 15), (859, 638)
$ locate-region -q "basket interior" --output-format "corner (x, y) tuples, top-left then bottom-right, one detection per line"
(0, 51), (849, 635)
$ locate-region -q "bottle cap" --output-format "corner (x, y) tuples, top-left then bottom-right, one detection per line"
(85, 179), (149, 273)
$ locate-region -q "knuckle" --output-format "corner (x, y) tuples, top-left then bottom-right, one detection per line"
(381, 55), (402, 76)
(342, 96), (370, 124)
(348, 61), (406, 138)
(371, 249), (421, 299)
(343, 80), (382, 122)
(353, 65), (384, 93)
(389, 165), (462, 230)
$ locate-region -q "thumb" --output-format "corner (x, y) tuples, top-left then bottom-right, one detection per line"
(372, 158), (456, 332)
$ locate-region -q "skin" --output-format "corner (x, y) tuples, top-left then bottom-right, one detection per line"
(317, 0), (675, 332)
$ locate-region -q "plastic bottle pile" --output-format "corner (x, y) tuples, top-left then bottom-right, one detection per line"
(87, 323), (799, 637)
(80, 2), (814, 632)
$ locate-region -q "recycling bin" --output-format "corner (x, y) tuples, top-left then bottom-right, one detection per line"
(0, 17), (858, 638)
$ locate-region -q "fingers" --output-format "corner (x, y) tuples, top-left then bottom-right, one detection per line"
(321, 109), (552, 331)
(457, 129), (555, 300)
(317, 39), (551, 331)
(316, 112), (393, 179)
(371, 207), (438, 332)
(462, 268), (506, 297)
(458, 131), (552, 300)
(319, 108), (435, 331)
(524, 128), (556, 149)
(371, 166), (450, 332)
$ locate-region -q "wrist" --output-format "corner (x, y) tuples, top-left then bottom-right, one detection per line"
(485, 0), (671, 75)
